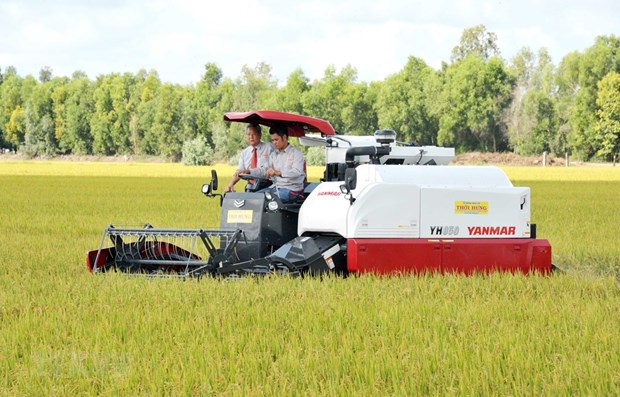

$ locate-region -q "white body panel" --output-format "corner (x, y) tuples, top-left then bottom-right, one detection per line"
(298, 134), (455, 166)
(298, 182), (351, 237)
(347, 183), (421, 238)
(419, 187), (531, 238)
(354, 164), (513, 187)
(298, 164), (531, 239)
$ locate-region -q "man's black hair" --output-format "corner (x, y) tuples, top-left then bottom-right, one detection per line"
(269, 124), (288, 138)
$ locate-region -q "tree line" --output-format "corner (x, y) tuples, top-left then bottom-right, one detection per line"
(1, 25), (618, 162)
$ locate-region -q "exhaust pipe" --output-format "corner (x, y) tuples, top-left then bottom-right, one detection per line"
(345, 146), (391, 167)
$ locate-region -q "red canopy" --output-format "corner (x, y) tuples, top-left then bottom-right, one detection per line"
(224, 110), (335, 137)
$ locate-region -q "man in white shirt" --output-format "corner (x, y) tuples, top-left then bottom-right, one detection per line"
(251, 124), (306, 203)
(224, 123), (272, 193)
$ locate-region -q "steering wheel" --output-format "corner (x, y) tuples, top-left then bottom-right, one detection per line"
(238, 174), (272, 183)
(239, 174), (273, 192)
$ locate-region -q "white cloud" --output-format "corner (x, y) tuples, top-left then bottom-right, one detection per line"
(0, 0), (618, 84)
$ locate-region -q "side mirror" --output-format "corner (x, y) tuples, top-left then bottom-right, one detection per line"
(339, 168), (357, 204)
(201, 170), (223, 205)
(344, 168), (357, 190)
(211, 169), (218, 191)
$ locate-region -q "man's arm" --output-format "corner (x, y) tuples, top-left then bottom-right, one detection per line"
(224, 173), (243, 193)
(266, 147), (305, 179)
(249, 163), (268, 178)
(282, 148), (305, 179)
(224, 148), (250, 193)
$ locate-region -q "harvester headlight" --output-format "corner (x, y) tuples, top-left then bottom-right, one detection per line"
(268, 200), (279, 211)
(265, 192), (273, 200)
(201, 184), (211, 195)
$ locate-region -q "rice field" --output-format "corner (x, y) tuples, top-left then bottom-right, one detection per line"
(0, 160), (619, 395)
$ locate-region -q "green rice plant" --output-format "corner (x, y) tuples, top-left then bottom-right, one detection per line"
(0, 161), (618, 396)
(503, 166), (620, 274)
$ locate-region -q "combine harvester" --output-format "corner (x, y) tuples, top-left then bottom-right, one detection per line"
(87, 110), (552, 277)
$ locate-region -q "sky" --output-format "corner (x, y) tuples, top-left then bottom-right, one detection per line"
(0, 0), (618, 86)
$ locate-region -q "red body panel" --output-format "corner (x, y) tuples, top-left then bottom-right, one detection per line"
(347, 238), (552, 275)
(224, 110), (336, 136)
(347, 239), (443, 274)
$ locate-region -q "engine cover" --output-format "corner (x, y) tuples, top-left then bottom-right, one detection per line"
(299, 164), (533, 239)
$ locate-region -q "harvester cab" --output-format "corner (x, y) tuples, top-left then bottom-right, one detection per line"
(87, 110), (552, 278)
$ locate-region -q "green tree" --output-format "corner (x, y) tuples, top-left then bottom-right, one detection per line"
(22, 110), (54, 156)
(21, 76), (66, 156)
(376, 56), (437, 144)
(60, 75), (95, 154)
(111, 73), (135, 154)
(177, 86), (198, 147)
(505, 48), (535, 152)
(559, 35), (620, 159)
(522, 90), (557, 154)
(233, 62), (277, 111)
(194, 63), (223, 147)
(302, 65), (358, 133)
(555, 51), (582, 156)
(342, 81), (378, 136)
(133, 70), (161, 154)
(438, 56), (514, 151)
(0, 68), (28, 149)
(91, 75), (116, 154)
(507, 48), (559, 155)
(451, 25), (500, 63)
(275, 68), (309, 114)
(5, 105), (26, 146)
(210, 78), (239, 161)
(39, 66), (53, 83)
(51, 83), (68, 151)
(594, 71), (620, 159)
(91, 73), (135, 155)
(152, 83), (185, 160)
